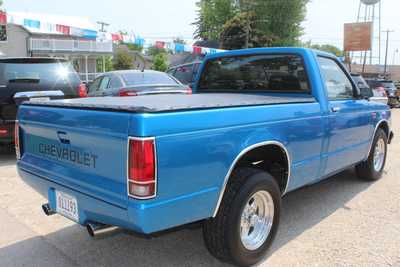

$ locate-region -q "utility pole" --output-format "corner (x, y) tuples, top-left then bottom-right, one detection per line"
(383, 29), (394, 76)
(97, 21), (110, 33)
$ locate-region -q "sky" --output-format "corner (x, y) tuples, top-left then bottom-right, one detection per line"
(3, 0), (400, 64)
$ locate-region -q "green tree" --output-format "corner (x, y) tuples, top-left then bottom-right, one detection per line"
(243, 0), (309, 47)
(194, 0), (309, 47)
(220, 12), (271, 49)
(153, 53), (168, 72)
(126, 43), (143, 53)
(96, 56), (114, 72)
(147, 46), (167, 57)
(308, 44), (344, 57)
(113, 50), (134, 70)
(193, 0), (237, 41)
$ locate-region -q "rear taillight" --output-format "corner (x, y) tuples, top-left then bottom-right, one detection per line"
(15, 121), (21, 159)
(186, 87), (192, 95)
(128, 137), (156, 199)
(78, 83), (88, 98)
(0, 127), (8, 137)
(119, 89), (138, 97)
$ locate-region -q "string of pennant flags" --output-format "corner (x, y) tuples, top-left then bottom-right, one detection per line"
(5, 11), (225, 55)
(109, 33), (224, 55)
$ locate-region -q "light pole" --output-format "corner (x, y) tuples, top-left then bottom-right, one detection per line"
(383, 29), (394, 76)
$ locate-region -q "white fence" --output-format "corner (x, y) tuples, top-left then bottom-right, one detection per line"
(29, 38), (113, 53)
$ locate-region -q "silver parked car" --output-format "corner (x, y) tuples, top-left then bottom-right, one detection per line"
(87, 70), (192, 97)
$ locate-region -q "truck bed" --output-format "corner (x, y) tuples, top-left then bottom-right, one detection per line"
(21, 93), (316, 113)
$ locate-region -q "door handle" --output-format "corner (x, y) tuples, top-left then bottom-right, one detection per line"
(331, 107), (341, 113)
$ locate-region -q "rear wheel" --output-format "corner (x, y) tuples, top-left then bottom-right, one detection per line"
(203, 168), (281, 266)
(356, 128), (388, 181)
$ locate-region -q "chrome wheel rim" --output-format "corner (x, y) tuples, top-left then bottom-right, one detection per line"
(373, 138), (385, 172)
(240, 190), (274, 251)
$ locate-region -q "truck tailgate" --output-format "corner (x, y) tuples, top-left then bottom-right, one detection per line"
(17, 105), (130, 209)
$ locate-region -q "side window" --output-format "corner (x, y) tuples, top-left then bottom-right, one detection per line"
(88, 77), (102, 93)
(98, 76), (111, 91)
(318, 57), (354, 100)
(109, 76), (122, 89)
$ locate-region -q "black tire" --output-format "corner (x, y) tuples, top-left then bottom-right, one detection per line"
(203, 168), (281, 267)
(356, 128), (388, 181)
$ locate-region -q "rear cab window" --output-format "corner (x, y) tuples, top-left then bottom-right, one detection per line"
(197, 54), (311, 93)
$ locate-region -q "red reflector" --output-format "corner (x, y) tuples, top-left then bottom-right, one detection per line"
(15, 121), (21, 159)
(0, 128), (8, 136)
(119, 89), (138, 97)
(78, 83), (88, 98)
(128, 138), (156, 199)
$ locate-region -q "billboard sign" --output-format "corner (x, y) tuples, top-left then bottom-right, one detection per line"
(344, 22), (372, 52)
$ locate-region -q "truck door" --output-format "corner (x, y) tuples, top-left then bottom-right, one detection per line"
(317, 56), (373, 175)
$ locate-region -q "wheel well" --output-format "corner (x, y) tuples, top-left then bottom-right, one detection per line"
(378, 121), (389, 138)
(233, 144), (289, 193)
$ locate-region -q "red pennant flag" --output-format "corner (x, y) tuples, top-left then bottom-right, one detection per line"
(56, 24), (70, 35)
(112, 33), (123, 41)
(193, 46), (202, 54)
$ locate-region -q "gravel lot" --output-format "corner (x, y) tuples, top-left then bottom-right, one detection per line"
(0, 110), (399, 267)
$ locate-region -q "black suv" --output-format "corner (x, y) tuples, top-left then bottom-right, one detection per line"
(0, 58), (84, 144)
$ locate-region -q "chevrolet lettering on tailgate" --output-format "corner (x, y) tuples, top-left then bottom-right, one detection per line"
(38, 143), (98, 168)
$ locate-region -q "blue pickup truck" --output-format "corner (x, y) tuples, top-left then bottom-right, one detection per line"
(16, 48), (393, 266)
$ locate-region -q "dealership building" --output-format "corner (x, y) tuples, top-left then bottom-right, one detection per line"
(0, 12), (114, 82)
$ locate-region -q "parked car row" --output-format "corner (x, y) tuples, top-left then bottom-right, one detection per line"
(351, 73), (400, 108)
(365, 78), (400, 108)
(3, 56), (399, 147)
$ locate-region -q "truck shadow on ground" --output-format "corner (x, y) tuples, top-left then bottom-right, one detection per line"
(0, 145), (16, 167)
(0, 169), (373, 267)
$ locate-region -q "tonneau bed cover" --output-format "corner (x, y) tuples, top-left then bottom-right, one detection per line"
(21, 93), (316, 113)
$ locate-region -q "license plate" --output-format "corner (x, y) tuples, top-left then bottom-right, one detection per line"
(55, 191), (79, 222)
(29, 97), (50, 102)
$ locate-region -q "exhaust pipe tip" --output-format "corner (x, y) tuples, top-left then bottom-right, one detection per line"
(42, 203), (55, 216)
(86, 222), (115, 237)
(86, 224), (95, 237)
